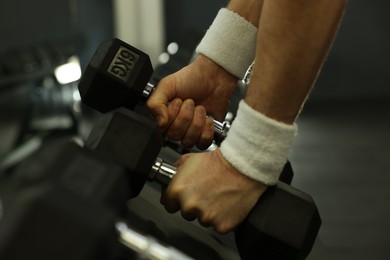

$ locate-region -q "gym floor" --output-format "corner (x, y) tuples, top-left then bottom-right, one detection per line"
(289, 99), (390, 260)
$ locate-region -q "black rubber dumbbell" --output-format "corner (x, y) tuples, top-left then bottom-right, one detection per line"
(0, 140), (196, 260)
(0, 140), (130, 260)
(78, 38), (230, 144)
(85, 107), (321, 259)
(85, 107), (171, 195)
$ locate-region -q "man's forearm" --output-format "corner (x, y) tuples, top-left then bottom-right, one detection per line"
(227, 0), (264, 26)
(245, 0), (348, 124)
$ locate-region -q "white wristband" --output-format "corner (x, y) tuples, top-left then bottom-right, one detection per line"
(195, 8), (257, 79)
(220, 100), (298, 186)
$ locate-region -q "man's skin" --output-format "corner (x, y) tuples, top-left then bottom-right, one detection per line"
(147, 0), (347, 234)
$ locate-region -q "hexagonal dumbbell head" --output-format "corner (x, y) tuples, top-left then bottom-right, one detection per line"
(235, 181), (321, 259)
(78, 38), (153, 113)
(85, 108), (163, 196)
(0, 185), (119, 260)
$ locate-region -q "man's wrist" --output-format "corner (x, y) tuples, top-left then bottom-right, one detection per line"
(196, 8), (257, 79)
(220, 100), (297, 186)
(194, 54), (239, 82)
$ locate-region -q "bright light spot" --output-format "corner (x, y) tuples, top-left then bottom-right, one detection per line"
(73, 102), (82, 113)
(73, 89), (81, 101)
(167, 42), (179, 55)
(158, 52), (170, 64)
(55, 56), (82, 85)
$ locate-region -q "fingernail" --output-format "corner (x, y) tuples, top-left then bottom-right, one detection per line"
(173, 98), (182, 109)
(196, 106), (207, 118)
(185, 99), (194, 107)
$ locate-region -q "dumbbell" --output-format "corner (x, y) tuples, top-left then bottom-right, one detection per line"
(86, 107), (321, 259)
(0, 140), (131, 260)
(0, 139), (195, 260)
(78, 38), (230, 144)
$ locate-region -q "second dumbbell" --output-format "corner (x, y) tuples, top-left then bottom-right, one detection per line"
(78, 38), (230, 143)
(85, 107), (321, 259)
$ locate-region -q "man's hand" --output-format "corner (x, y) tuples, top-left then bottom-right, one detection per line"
(160, 149), (268, 234)
(146, 55), (238, 149)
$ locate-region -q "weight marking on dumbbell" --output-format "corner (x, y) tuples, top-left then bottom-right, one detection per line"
(108, 46), (139, 81)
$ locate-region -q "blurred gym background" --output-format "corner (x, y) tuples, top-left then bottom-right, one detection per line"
(0, 0), (389, 259)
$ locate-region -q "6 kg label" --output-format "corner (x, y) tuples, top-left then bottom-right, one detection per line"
(108, 46), (140, 81)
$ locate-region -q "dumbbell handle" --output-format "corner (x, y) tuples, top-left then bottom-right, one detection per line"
(149, 157), (176, 186)
(148, 156), (294, 187)
(149, 157), (287, 186)
(142, 83), (230, 144)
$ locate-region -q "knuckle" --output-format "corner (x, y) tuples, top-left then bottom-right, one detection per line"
(164, 203), (179, 214)
(167, 129), (182, 140)
(180, 200), (200, 221)
(158, 116), (169, 129)
(196, 136), (213, 150)
(181, 211), (197, 221)
(177, 111), (193, 124)
(145, 97), (157, 109)
(192, 115), (205, 129)
(198, 211), (215, 227)
(214, 222), (233, 234)
(181, 138), (196, 148)
(169, 186), (184, 199)
(182, 130), (201, 148)
(196, 127), (214, 150)
(181, 201), (199, 214)
(165, 185), (183, 201)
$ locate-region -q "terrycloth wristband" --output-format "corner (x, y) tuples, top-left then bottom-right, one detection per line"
(196, 8), (257, 79)
(220, 100), (298, 186)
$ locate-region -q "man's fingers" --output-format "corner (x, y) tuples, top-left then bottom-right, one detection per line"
(196, 117), (215, 150)
(160, 190), (180, 214)
(167, 99), (195, 140)
(181, 105), (206, 147)
(165, 98), (183, 131)
(149, 94), (214, 149)
(146, 98), (170, 128)
(146, 76), (178, 128)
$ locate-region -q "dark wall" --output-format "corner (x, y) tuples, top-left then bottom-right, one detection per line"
(75, 0), (114, 70)
(0, 0), (74, 52)
(164, 0), (227, 48)
(164, 1), (390, 100)
(0, 0), (113, 70)
(1, 1), (388, 99)
(312, 0), (390, 100)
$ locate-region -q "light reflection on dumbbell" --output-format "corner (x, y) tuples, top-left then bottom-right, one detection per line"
(115, 221), (193, 260)
(150, 157), (176, 186)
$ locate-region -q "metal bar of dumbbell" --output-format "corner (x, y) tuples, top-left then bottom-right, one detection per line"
(115, 221), (194, 260)
(149, 157), (176, 186)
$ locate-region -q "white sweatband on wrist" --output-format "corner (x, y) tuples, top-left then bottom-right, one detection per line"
(220, 100), (298, 186)
(195, 8), (257, 79)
